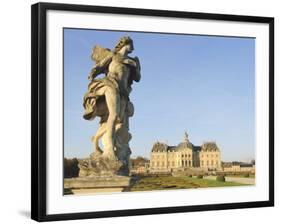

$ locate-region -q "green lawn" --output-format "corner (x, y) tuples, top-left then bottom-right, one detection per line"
(130, 176), (247, 192)
(226, 174), (255, 179)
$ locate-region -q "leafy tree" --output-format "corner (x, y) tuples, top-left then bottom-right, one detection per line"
(64, 158), (79, 178)
(251, 159), (255, 165)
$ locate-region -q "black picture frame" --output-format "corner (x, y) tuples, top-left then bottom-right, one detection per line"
(31, 2), (274, 222)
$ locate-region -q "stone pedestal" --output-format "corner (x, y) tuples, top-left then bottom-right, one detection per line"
(64, 149), (137, 195)
(64, 176), (138, 195)
(79, 152), (131, 177)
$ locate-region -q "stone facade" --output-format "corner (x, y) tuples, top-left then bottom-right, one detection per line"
(130, 163), (150, 174)
(222, 163), (255, 173)
(149, 133), (221, 173)
(199, 142), (221, 170)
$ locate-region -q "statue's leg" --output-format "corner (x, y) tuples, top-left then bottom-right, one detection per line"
(102, 87), (120, 160)
(118, 97), (127, 122)
(115, 123), (131, 176)
(91, 123), (106, 155)
(114, 97), (132, 175)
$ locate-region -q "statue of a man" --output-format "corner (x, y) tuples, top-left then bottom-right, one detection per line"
(83, 36), (141, 167)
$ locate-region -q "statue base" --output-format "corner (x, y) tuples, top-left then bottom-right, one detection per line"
(64, 152), (135, 195)
(78, 152), (129, 177)
(64, 176), (138, 195)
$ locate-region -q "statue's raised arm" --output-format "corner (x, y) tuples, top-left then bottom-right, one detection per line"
(88, 45), (113, 81)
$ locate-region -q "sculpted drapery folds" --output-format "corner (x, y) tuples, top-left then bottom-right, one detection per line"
(82, 36), (141, 174)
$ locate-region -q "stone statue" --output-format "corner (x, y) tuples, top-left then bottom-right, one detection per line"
(81, 36), (141, 176)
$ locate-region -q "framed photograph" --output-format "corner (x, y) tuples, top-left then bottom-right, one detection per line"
(31, 2), (274, 222)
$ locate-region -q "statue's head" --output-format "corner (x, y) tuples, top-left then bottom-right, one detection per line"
(114, 36), (134, 54)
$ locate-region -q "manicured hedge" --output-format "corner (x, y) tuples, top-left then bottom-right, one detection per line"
(216, 175), (225, 182)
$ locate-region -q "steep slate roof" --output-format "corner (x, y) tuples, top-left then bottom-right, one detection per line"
(201, 142), (220, 152)
(151, 132), (220, 152)
(151, 142), (169, 152)
(151, 136), (220, 153)
(151, 141), (197, 152)
(167, 146), (178, 152)
(193, 146), (201, 152)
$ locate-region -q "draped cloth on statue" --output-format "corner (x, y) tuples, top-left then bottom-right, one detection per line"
(83, 77), (118, 122)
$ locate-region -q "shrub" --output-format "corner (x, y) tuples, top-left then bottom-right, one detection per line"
(188, 174), (192, 178)
(197, 175), (203, 179)
(64, 158), (80, 178)
(216, 175), (225, 182)
(244, 173), (250, 178)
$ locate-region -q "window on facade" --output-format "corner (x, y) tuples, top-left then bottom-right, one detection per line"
(207, 161), (209, 166)
(211, 160), (214, 166)
(201, 161), (204, 166)
(152, 162), (154, 167)
(162, 162), (165, 167)
(172, 161), (175, 167)
(157, 162), (159, 167)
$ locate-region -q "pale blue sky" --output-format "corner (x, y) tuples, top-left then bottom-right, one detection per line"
(64, 28), (255, 162)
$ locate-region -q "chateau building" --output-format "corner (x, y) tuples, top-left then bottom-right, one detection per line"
(222, 162), (255, 173)
(149, 133), (221, 173)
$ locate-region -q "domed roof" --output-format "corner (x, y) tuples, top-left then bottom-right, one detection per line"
(177, 141), (193, 149)
(177, 132), (193, 149)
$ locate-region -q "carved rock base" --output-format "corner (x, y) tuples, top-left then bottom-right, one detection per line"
(78, 152), (129, 177)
